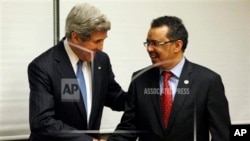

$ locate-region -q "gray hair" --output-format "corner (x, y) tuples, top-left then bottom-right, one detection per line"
(65, 3), (111, 40)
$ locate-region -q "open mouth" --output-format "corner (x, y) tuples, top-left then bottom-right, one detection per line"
(149, 53), (158, 60)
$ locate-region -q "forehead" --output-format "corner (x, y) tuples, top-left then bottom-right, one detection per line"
(147, 26), (169, 40)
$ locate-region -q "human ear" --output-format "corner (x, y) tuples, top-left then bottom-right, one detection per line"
(174, 40), (183, 52)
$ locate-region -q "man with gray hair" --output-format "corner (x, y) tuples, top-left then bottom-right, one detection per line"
(28, 3), (126, 141)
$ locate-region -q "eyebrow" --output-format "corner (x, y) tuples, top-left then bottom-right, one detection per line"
(147, 39), (159, 42)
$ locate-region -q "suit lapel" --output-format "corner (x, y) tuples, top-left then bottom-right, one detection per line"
(54, 40), (75, 78)
(166, 60), (193, 132)
(88, 52), (102, 128)
(148, 68), (166, 134)
(54, 39), (87, 120)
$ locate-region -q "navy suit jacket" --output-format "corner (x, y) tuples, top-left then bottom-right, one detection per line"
(28, 39), (125, 141)
(108, 60), (231, 141)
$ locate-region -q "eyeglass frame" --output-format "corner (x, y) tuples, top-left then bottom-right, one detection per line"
(143, 40), (177, 48)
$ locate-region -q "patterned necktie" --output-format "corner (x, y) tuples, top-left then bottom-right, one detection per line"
(76, 60), (88, 113)
(161, 71), (172, 128)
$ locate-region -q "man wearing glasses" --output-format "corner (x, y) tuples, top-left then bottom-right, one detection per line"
(108, 16), (230, 141)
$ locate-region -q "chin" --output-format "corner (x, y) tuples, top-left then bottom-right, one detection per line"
(151, 59), (159, 64)
(151, 60), (156, 64)
(151, 60), (166, 68)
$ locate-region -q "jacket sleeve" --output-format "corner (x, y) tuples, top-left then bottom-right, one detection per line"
(103, 54), (127, 111)
(108, 73), (139, 141)
(28, 61), (93, 141)
(207, 74), (231, 141)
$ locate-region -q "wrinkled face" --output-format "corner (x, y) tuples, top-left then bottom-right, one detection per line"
(70, 30), (108, 62)
(146, 26), (180, 70)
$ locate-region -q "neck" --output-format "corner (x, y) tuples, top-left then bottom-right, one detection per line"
(160, 54), (183, 70)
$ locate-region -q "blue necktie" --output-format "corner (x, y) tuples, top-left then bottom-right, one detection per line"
(76, 60), (88, 113)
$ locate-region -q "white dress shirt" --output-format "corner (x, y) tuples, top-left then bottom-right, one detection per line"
(64, 39), (92, 125)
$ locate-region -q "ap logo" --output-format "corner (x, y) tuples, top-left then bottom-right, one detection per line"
(61, 78), (80, 102)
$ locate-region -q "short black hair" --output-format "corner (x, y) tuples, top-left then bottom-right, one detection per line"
(151, 16), (188, 51)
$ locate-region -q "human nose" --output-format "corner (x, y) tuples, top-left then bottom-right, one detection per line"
(147, 45), (154, 52)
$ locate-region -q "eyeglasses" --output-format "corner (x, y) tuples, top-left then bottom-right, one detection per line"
(143, 40), (176, 47)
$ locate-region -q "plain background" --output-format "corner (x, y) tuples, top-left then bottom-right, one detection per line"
(0, 0), (249, 140)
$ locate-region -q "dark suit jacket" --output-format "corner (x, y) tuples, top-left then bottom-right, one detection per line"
(108, 59), (231, 141)
(28, 39), (126, 141)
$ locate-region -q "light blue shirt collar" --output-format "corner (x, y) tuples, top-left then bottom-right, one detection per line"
(160, 57), (185, 78)
(159, 57), (185, 99)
